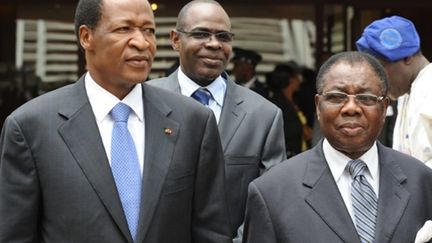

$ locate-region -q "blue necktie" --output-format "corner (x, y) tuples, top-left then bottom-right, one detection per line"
(348, 159), (378, 243)
(110, 102), (141, 241)
(191, 88), (211, 105)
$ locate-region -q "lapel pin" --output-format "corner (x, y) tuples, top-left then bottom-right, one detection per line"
(164, 128), (173, 135)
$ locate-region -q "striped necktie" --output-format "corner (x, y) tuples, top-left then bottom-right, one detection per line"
(348, 159), (378, 243)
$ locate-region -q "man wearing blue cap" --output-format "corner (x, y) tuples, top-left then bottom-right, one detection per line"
(356, 15), (432, 167)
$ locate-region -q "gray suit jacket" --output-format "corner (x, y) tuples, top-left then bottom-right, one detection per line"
(148, 70), (286, 235)
(244, 140), (432, 243)
(0, 77), (232, 243)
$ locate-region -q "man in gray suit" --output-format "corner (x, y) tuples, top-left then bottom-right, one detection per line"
(243, 51), (432, 243)
(0, 0), (232, 242)
(148, 0), (286, 240)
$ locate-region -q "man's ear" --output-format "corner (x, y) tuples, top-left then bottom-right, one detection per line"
(382, 97), (390, 121)
(79, 25), (93, 51)
(170, 29), (180, 52)
(403, 55), (414, 65)
(314, 94), (320, 120)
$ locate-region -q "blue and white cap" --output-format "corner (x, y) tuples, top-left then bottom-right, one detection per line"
(356, 16), (420, 62)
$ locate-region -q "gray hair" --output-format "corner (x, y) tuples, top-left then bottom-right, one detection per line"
(316, 51), (388, 95)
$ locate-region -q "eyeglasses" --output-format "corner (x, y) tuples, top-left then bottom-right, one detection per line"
(319, 91), (386, 107)
(176, 29), (234, 43)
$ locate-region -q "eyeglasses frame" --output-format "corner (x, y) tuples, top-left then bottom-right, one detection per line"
(318, 91), (387, 107)
(175, 29), (235, 43)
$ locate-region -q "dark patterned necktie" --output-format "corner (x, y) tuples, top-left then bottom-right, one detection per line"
(191, 88), (211, 105)
(348, 159), (378, 243)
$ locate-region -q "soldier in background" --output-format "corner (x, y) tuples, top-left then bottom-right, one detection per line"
(231, 47), (269, 99)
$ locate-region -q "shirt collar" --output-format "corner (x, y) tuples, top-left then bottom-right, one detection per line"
(177, 68), (226, 107)
(243, 75), (257, 89)
(84, 72), (144, 123)
(411, 62), (432, 90)
(323, 138), (379, 182)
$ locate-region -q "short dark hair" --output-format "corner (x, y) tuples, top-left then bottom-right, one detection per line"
(74, 0), (103, 49)
(316, 51), (388, 95)
(267, 62), (301, 90)
(176, 0), (222, 30)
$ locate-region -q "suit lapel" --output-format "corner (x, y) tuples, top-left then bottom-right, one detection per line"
(304, 144), (360, 243)
(162, 70), (182, 93)
(164, 72), (246, 151)
(374, 144), (409, 243)
(57, 79), (132, 242)
(218, 79), (246, 150)
(136, 84), (179, 242)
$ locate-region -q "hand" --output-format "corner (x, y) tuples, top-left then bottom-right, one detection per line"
(415, 220), (432, 243)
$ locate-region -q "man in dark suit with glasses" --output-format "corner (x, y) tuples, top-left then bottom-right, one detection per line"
(243, 51), (432, 243)
(148, 0), (286, 241)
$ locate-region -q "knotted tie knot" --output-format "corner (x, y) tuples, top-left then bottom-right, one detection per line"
(111, 102), (132, 122)
(191, 88), (211, 105)
(348, 159), (367, 179)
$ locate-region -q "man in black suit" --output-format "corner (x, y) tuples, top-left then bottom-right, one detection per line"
(244, 51), (432, 243)
(0, 0), (231, 242)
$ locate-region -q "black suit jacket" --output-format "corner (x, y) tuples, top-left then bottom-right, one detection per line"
(249, 78), (269, 99)
(244, 140), (432, 243)
(270, 91), (303, 156)
(0, 77), (232, 243)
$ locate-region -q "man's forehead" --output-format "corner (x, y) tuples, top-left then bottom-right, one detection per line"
(100, 0), (154, 24)
(329, 61), (373, 73)
(182, 3), (230, 27)
(324, 62), (379, 85)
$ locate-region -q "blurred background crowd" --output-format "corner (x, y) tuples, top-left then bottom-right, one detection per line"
(0, 0), (429, 148)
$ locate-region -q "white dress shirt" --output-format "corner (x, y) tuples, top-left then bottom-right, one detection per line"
(85, 73), (145, 175)
(177, 68), (226, 123)
(415, 220), (432, 243)
(393, 63), (432, 167)
(323, 139), (380, 221)
(242, 76), (257, 89)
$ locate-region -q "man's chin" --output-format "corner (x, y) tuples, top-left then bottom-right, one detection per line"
(127, 74), (149, 83)
(204, 77), (220, 86)
(193, 72), (221, 86)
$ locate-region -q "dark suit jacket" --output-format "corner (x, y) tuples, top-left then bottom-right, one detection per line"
(249, 78), (269, 100)
(244, 140), (432, 243)
(0, 77), (232, 243)
(148, 70), (286, 236)
(270, 91), (303, 157)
